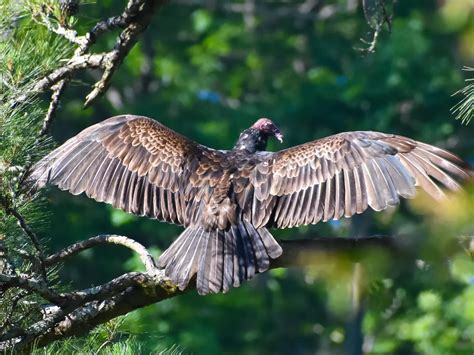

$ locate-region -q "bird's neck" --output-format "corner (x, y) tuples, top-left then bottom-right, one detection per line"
(232, 128), (267, 153)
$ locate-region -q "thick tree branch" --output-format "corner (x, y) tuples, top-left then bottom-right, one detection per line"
(0, 234), (401, 352)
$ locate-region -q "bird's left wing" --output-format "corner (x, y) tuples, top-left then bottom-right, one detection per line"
(28, 115), (225, 226)
(235, 131), (470, 229)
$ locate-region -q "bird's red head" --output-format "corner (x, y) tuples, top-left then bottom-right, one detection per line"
(252, 118), (283, 143)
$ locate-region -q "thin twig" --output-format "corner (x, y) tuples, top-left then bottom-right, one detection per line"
(366, 27), (380, 53)
(3, 207), (43, 257)
(0, 201), (39, 253)
(31, 9), (86, 47)
(0, 274), (62, 304)
(39, 80), (68, 136)
(0, 197), (48, 280)
(84, 0), (167, 106)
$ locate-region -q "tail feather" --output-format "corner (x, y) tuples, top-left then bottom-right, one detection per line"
(208, 230), (225, 293)
(158, 221), (282, 295)
(175, 228), (203, 289)
(222, 229), (235, 292)
(161, 228), (198, 290)
(258, 227), (283, 259)
(238, 223), (256, 280)
(245, 222), (270, 273)
(197, 229), (215, 294)
(233, 224), (246, 287)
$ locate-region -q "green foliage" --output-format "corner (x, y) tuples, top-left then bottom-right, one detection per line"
(364, 274), (474, 355)
(37, 317), (188, 354)
(35, 318), (145, 355)
(0, 0), (69, 237)
(0, 3), (71, 181)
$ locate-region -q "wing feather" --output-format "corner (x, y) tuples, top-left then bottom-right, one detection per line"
(85, 153), (110, 198)
(323, 176), (334, 221)
(353, 165), (368, 214)
(311, 181), (324, 224)
(343, 169), (355, 217)
(95, 157), (119, 203)
(333, 172), (344, 220)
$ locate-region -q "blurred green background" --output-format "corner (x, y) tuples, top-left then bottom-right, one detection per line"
(39, 0), (473, 354)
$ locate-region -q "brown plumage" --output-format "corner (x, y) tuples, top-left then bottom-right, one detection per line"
(28, 115), (471, 294)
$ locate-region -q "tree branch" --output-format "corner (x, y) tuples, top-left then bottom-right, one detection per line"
(27, 0), (169, 136)
(0, 234), (401, 352)
(33, 53), (110, 93)
(84, 0), (167, 106)
(39, 80), (68, 137)
(33, 0), (167, 103)
(44, 234), (159, 274)
(0, 197), (47, 281)
(0, 274), (62, 304)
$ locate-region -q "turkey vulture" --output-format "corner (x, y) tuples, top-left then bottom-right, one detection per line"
(28, 115), (470, 295)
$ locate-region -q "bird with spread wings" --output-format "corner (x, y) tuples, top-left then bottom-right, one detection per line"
(28, 115), (471, 295)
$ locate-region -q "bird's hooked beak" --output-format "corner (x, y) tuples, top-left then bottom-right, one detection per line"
(273, 128), (284, 143)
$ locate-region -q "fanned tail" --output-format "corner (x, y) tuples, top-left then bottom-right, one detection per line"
(158, 221), (282, 295)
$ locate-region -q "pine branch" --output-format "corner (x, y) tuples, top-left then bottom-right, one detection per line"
(0, 197), (46, 270)
(3, 0), (169, 136)
(452, 66), (474, 125)
(33, 0), (167, 110)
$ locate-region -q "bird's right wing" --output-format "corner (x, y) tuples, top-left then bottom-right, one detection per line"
(27, 115), (225, 226)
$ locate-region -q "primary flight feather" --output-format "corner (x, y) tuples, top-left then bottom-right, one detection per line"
(28, 115), (470, 295)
